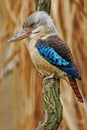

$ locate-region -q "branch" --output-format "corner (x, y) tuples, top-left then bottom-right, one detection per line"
(36, 0), (51, 14)
(36, 0), (63, 130)
(36, 77), (63, 130)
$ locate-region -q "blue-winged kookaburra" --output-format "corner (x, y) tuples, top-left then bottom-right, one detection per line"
(8, 11), (83, 103)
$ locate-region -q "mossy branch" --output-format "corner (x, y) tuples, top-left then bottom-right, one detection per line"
(35, 0), (63, 130)
(36, 0), (51, 14)
(36, 77), (63, 130)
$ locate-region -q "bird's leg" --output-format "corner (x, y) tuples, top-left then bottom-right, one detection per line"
(42, 73), (67, 84)
(42, 73), (61, 84)
(42, 74), (56, 84)
(43, 73), (55, 80)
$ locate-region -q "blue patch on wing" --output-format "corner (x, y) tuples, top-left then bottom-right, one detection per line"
(36, 44), (79, 78)
(36, 44), (69, 66)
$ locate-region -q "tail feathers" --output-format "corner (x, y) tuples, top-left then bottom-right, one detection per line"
(68, 77), (83, 103)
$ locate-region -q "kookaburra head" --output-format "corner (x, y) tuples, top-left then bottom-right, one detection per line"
(8, 11), (58, 43)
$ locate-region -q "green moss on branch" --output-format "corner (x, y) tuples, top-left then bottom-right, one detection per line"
(36, 77), (63, 130)
(36, 0), (51, 14)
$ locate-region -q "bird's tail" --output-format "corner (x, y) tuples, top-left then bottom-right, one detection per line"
(68, 77), (83, 103)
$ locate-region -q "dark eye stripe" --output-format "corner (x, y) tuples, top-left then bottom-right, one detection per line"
(30, 23), (35, 27)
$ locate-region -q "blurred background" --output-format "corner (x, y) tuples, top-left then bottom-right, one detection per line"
(0, 0), (87, 130)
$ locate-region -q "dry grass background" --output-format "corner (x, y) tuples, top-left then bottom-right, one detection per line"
(0, 0), (87, 130)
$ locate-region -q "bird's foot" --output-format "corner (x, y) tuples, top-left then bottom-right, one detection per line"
(42, 73), (59, 84)
(42, 73), (67, 84)
(43, 74), (55, 81)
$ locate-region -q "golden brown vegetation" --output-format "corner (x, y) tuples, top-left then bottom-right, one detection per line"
(0, 0), (87, 130)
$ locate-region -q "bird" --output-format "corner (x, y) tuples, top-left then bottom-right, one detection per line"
(8, 11), (83, 103)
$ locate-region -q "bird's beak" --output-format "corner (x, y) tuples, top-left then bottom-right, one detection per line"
(8, 29), (31, 43)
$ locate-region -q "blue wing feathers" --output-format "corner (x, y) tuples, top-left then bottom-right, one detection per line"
(36, 44), (80, 78)
(36, 44), (69, 66)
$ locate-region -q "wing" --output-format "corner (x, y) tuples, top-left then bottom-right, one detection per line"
(36, 36), (81, 79)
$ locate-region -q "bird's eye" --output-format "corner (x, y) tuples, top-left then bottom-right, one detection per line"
(30, 22), (35, 27)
